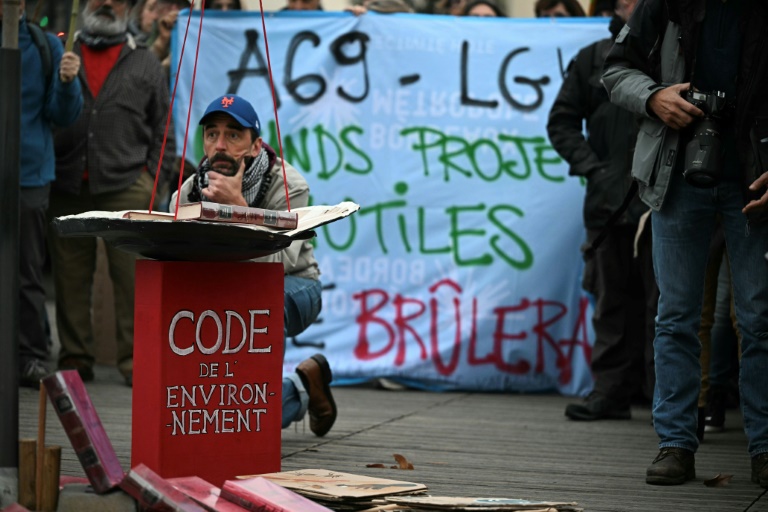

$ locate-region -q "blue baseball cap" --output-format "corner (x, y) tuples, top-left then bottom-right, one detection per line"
(199, 95), (261, 136)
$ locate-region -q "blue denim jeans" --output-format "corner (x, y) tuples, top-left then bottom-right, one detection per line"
(280, 276), (323, 428)
(709, 255), (739, 388)
(652, 173), (768, 456)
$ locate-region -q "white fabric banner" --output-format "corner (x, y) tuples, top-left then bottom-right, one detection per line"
(171, 11), (609, 395)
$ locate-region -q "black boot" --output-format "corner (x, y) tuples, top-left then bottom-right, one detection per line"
(564, 392), (631, 421)
(697, 407), (706, 443)
(752, 453), (768, 488)
(646, 448), (696, 485)
(705, 386), (726, 433)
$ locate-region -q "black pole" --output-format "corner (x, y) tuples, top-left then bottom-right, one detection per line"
(0, 0), (22, 506)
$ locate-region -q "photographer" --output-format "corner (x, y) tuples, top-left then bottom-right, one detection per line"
(603, 0), (768, 487)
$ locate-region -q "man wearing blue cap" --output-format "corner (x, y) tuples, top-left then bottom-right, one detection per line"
(171, 94), (337, 437)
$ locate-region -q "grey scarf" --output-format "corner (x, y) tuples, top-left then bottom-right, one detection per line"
(77, 29), (127, 49)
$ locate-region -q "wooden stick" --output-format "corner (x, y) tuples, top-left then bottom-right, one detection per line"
(36, 385), (47, 511)
(18, 439), (37, 509)
(65, 0), (80, 52)
(40, 446), (62, 512)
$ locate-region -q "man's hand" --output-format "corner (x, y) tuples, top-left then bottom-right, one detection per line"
(151, 10), (179, 60)
(156, 10), (179, 46)
(743, 171), (768, 215)
(59, 52), (80, 83)
(201, 158), (248, 206)
(648, 82), (704, 130)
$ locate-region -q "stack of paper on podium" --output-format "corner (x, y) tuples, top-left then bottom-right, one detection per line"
(51, 201), (359, 262)
(120, 201), (359, 237)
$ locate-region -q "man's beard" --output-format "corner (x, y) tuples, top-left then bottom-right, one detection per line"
(82, 6), (128, 36)
(209, 153), (253, 177)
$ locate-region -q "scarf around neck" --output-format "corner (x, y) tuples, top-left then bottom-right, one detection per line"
(77, 29), (127, 50)
(189, 149), (271, 207)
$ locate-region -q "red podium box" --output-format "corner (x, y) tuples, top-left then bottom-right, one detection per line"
(131, 260), (284, 486)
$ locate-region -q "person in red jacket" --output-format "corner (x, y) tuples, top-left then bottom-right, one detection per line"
(49, 0), (175, 387)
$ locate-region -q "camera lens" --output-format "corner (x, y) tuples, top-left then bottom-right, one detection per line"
(683, 118), (722, 188)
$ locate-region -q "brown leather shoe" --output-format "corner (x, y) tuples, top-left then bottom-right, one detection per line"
(295, 354), (337, 437)
(646, 448), (695, 485)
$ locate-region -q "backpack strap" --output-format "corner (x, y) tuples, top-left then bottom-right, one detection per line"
(27, 22), (53, 94)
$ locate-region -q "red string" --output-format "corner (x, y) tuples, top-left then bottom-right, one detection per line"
(153, 3), (291, 215)
(173, 2), (207, 220)
(258, 0), (292, 212)
(148, 1), (197, 213)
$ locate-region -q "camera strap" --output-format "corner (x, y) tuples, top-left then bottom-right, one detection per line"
(582, 180), (639, 259)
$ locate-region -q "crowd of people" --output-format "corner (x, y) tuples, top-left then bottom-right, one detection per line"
(9, 0), (338, 438)
(6, 0), (767, 486)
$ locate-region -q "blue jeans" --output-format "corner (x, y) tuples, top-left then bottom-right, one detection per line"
(709, 255), (739, 388)
(280, 276), (323, 428)
(652, 174), (768, 456)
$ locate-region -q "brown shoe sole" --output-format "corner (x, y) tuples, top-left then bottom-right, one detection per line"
(308, 354), (337, 437)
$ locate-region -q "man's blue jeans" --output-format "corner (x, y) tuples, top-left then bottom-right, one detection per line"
(280, 276), (323, 428)
(652, 173), (768, 456)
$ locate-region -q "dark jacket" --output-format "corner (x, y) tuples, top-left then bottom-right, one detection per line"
(603, 0), (768, 221)
(547, 16), (647, 230)
(53, 34), (175, 195)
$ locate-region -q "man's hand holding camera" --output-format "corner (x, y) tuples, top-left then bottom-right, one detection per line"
(202, 156), (248, 207)
(648, 82), (704, 130)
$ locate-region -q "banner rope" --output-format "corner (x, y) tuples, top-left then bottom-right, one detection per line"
(172, 1), (207, 220)
(151, 2), (294, 216)
(257, 0), (292, 212)
(148, 0), (198, 214)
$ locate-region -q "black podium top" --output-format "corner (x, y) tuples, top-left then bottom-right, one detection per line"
(52, 214), (313, 262)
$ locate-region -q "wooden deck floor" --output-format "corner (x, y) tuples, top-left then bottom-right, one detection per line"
(17, 365), (768, 512)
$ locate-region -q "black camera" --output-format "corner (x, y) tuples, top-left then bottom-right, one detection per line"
(683, 90), (729, 188)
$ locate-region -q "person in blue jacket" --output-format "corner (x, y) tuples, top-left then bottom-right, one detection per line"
(0, 0), (83, 388)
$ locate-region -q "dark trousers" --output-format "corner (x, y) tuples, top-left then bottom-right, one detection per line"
(583, 224), (658, 405)
(19, 185), (51, 369)
(47, 174), (154, 376)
